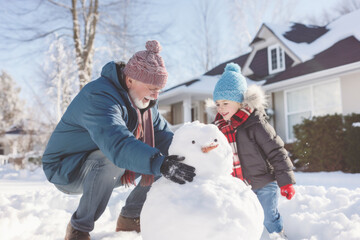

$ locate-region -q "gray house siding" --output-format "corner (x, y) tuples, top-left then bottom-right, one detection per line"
(341, 71), (360, 115)
(273, 91), (286, 141)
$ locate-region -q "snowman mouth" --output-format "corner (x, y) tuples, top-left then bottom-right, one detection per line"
(201, 144), (219, 153)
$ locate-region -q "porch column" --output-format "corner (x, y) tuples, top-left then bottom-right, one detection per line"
(183, 96), (192, 123)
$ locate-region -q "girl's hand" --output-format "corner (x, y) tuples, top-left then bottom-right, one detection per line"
(280, 184), (295, 200)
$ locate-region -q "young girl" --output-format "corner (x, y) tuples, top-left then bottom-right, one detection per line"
(212, 63), (296, 240)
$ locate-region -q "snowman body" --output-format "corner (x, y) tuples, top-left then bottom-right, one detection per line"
(141, 121), (264, 240)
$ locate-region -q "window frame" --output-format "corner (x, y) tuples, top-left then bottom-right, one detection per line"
(284, 78), (342, 142)
(268, 44), (286, 74)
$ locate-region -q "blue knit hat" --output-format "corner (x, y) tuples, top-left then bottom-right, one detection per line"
(213, 63), (247, 103)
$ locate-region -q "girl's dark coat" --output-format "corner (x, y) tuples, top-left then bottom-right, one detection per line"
(236, 110), (295, 190)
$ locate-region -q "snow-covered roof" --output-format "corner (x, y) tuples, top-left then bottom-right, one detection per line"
(266, 9), (360, 61)
(159, 75), (265, 102)
(159, 75), (218, 101)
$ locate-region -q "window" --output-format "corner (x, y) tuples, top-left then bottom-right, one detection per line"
(285, 79), (342, 141)
(268, 44), (285, 74)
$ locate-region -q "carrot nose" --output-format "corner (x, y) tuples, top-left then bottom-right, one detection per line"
(201, 144), (219, 153)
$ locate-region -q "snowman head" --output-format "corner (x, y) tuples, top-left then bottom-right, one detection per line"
(169, 121), (233, 178)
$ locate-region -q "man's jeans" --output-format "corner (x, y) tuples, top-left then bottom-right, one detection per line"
(253, 181), (283, 233)
(55, 150), (151, 232)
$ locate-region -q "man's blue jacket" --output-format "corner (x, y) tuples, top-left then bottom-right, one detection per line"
(42, 61), (173, 185)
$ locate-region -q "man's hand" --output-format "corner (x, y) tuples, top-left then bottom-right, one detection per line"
(160, 155), (196, 184)
(280, 184), (295, 200)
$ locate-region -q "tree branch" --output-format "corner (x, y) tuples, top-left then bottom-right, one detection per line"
(47, 0), (71, 10)
(21, 27), (73, 42)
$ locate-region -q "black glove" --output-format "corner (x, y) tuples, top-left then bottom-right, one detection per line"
(160, 155), (196, 184)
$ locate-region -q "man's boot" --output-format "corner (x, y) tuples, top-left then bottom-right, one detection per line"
(65, 222), (90, 240)
(115, 215), (141, 233)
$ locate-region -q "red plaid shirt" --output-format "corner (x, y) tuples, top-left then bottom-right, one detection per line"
(214, 108), (252, 180)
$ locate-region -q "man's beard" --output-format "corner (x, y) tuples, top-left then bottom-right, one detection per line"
(129, 89), (155, 109)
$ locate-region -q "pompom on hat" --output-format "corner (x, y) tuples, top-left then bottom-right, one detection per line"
(124, 40), (168, 88)
(213, 63), (247, 103)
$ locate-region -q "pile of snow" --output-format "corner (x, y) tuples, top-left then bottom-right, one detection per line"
(141, 122), (264, 240)
(1, 159), (360, 239)
(352, 122), (360, 127)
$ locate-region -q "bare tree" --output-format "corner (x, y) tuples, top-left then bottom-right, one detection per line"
(188, 0), (227, 73)
(98, 0), (173, 63)
(70, 0), (99, 88)
(0, 1), (142, 89)
(227, 0), (297, 55)
(180, 0), (296, 78)
(307, 0), (360, 25)
(198, 0), (217, 71)
(0, 0), (174, 89)
(0, 0), (98, 89)
(45, 0), (99, 89)
(99, 0), (136, 61)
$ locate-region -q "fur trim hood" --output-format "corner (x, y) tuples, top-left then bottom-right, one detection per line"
(206, 85), (268, 120)
(242, 85), (268, 112)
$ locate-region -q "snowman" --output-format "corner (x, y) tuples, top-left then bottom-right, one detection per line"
(141, 121), (264, 240)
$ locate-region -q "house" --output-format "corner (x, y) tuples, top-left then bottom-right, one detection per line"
(0, 126), (25, 165)
(158, 9), (360, 142)
(0, 126), (45, 167)
(0, 126), (26, 155)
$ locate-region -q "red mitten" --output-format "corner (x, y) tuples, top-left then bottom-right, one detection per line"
(280, 184), (295, 200)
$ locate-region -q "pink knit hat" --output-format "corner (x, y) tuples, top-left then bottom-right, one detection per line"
(123, 40), (168, 88)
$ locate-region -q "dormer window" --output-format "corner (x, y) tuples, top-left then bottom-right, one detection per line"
(268, 44), (285, 74)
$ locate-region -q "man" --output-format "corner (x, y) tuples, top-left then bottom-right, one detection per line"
(42, 40), (196, 240)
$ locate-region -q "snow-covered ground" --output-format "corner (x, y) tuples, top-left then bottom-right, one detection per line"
(1, 164), (359, 240)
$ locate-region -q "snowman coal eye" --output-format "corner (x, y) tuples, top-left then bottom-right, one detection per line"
(214, 139), (218, 142)
(192, 140), (196, 144)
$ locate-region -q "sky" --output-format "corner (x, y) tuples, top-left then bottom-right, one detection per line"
(0, 0), (343, 106)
